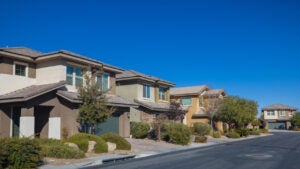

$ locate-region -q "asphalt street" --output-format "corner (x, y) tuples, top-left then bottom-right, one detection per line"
(83, 132), (300, 169)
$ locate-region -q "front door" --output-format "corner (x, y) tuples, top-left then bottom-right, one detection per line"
(12, 107), (21, 137)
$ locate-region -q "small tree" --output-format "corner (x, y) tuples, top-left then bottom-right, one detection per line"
(203, 97), (221, 131)
(291, 112), (300, 128)
(166, 100), (187, 122)
(77, 74), (115, 134)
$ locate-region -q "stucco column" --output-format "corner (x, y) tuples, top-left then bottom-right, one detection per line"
(20, 107), (35, 138)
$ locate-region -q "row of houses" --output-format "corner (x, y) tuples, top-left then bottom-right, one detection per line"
(0, 47), (297, 140)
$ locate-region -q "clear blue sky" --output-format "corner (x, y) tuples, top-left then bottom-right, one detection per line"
(1, 0), (299, 114)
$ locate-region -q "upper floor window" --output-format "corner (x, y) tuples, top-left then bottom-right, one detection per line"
(267, 111), (275, 116)
(66, 65), (83, 87)
(181, 97), (192, 106)
(96, 73), (109, 91)
(159, 87), (167, 101)
(143, 84), (151, 99)
(279, 111), (285, 116)
(14, 62), (28, 77)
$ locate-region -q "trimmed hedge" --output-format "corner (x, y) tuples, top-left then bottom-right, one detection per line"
(130, 122), (150, 139)
(161, 122), (191, 145)
(36, 139), (85, 159)
(101, 133), (131, 150)
(226, 131), (240, 139)
(249, 129), (260, 136)
(259, 129), (269, 134)
(212, 131), (222, 138)
(194, 136), (207, 143)
(193, 122), (211, 136)
(0, 138), (42, 169)
(235, 128), (249, 137)
(66, 133), (108, 153)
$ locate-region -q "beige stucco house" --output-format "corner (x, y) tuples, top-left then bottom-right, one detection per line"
(170, 85), (226, 130)
(262, 104), (297, 130)
(116, 70), (182, 124)
(0, 47), (137, 139)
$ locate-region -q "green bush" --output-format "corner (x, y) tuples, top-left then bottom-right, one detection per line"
(36, 139), (85, 159)
(101, 133), (131, 150)
(235, 128), (250, 137)
(0, 138), (42, 169)
(0, 139), (8, 169)
(212, 131), (222, 138)
(259, 129), (269, 134)
(194, 136), (207, 143)
(249, 129), (260, 136)
(226, 131), (240, 139)
(161, 122), (191, 145)
(130, 122), (150, 139)
(66, 133), (108, 153)
(193, 122), (211, 136)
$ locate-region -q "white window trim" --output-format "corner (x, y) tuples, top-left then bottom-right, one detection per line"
(181, 97), (192, 106)
(13, 61), (28, 77)
(66, 65), (85, 87)
(158, 87), (167, 101)
(96, 72), (110, 90)
(10, 107), (13, 137)
(143, 84), (151, 100)
(279, 111), (285, 117)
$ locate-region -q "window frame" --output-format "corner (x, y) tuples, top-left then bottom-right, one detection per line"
(181, 97), (192, 106)
(13, 61), (28, 77)
(158, 87), (167, 101)
(66, 65), (74, 85)
(75, 67), (83, 87)
(96, 72), (110, 91)
(279, 110), (285, 117)
(143, 84), (151, 99)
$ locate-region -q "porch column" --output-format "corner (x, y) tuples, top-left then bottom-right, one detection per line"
(20, 107), (35, 138)
(48, 117), (61, 139)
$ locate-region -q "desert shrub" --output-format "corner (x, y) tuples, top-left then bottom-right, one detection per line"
(0, 138), (42, 169)
(101, 133), (131, 150)
(66, 133), (108, 153)
(226, 131), (240, 139)
(259, 129), (269, 134)
(193, 122), (211, 136)
(161, 122), (191, 145)
(213, 131), (222, 138)
(130, 122), (150, 139)
(235, 128), (250, 137)
(194, 136), (207, 143)
(249, 129), (260, 136)
(293, 128), (300, 131)
(36, 139), (85, 159)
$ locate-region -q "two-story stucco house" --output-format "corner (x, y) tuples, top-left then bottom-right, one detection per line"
(170, 85), (226, 130)
(262, 104), (297, 130)
(116, 70), (178, 124)
(0, 47), (137, 139)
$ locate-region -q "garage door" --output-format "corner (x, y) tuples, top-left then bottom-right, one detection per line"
(95, 115), (119, 135)
(268, 122), (286, 129)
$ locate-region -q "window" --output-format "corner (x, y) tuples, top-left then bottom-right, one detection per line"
(66, 66), (74, 85)
(159, 87), (167, 100)
(14, 63), (27, 77)
(75, 68), (83, 87)
(279, 111), (285, 116)
(267, 111), (275, 116)
(66, 65), (83, 87)
(181, 97), (192, 106)
(143, 84), (151, 99)
(96, 73), (109, 91)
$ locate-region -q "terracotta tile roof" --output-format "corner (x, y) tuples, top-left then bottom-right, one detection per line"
(170, 85), (209, 96)
(0, 81), (66, 103)
(134, 99), (170, 112)
(0, 47), (43, 58)
(262, 104), (297, 111)
(202, 89), (226, 97)
(56, 90), (138, 107)
(116, 70), (175, 86)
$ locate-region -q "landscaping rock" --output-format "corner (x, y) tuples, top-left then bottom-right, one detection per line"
(107, 142), (117, 152)
(87, 141), (96, 153)
(65, 142), (80, 150)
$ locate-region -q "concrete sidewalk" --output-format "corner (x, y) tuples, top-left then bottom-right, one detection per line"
(40, 134), (271, 169)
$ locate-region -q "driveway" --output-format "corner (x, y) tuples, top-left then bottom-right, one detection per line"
(84, 132), (300, 169)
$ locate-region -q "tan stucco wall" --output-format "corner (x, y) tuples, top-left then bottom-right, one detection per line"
(36, 59), (66, 85)
(119, 112), (130, 137)
(0, 106), (12, 138)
